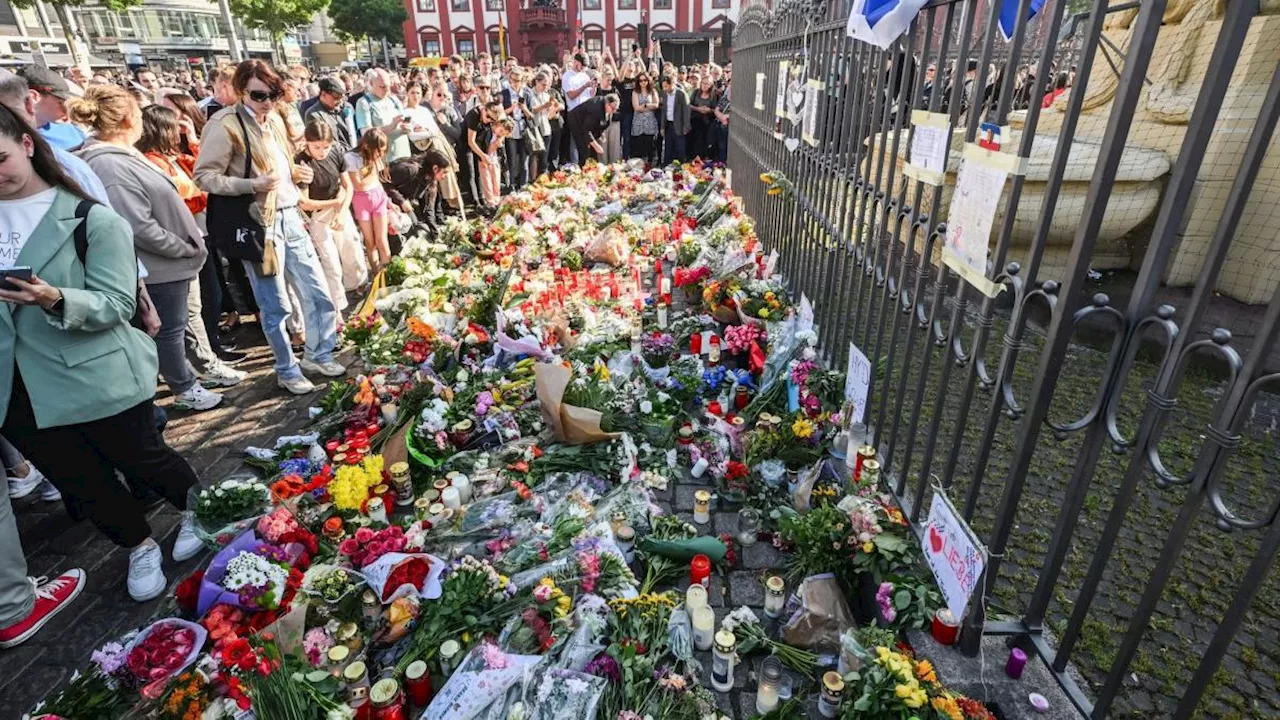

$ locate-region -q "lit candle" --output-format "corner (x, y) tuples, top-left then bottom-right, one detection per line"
(763, 576), (786, 618)
(932, 608), (960, 645)
(756, 657), (782, 713)
(447, 473), (472, 504)
(657, 305), (668, 329)
(685, 584), (708, 612)
(691, 606), (715, 651)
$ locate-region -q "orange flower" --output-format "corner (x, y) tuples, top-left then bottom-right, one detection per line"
(407, 317), (437, 340)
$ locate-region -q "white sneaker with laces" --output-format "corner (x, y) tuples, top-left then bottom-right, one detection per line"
(172, 511), (202, 562)
(277, 375), (317, 395)
(7, 469), (42, 499)
(127, 542), (166, 602)
(37, 478), (60, 502)
(300, 358), (347, 378)
(200, 361), (248, 388)
(174, 384), (223, 411)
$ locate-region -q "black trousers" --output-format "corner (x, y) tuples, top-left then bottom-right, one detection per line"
(3, 375), (197, 548)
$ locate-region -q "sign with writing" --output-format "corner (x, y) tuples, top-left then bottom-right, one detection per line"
(843, 343), (872, 423)
(802, 78), (824, 147)
(942, 138), (1016, 299)
(754, 72), (766, 110)
(773, 60), (789, 138)
(923, 492), (986, 619)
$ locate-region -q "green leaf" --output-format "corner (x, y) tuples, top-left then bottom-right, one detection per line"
(328, 0), (407, 42)
(894, 589), (912, 609)
(229, 0), (330, 39)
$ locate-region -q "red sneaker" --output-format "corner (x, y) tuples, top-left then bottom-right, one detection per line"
(0, 569), (86, 649)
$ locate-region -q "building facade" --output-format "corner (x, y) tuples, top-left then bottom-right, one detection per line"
(74, 0), (278, 71)
(401, 0), (740, 68)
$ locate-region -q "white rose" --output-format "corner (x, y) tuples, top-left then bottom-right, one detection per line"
(639, 400), (653, 415)
(456, 370), (470, 384)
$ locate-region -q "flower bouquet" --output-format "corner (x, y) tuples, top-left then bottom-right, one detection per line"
(123, 618), (206, 685)
(720, 606), (816, 676)
(640, 331), (676, 369)
(197, 531), (303, 616)
(360, 551), (445, 603)
(520, 666), (607, 720)
(425, 643), (542, 720)
(673, 265), (710, 302)
(337, 525), (408, 569)
(636, 515), (728, 593)
(188, 478), (271, 549)
(300, 565), (364, 605)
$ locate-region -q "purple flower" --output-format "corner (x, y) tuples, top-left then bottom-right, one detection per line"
(585, 652), (621, 683)
(876, 582), (897, 624)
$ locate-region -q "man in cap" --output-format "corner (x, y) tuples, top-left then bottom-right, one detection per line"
(303, 76), (358, 151)
(16, 66), (85, 151)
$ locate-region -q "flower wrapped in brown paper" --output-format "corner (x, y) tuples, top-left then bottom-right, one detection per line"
(534, 363), (621, 445)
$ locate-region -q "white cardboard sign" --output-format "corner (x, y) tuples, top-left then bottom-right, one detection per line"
(843, 343), (872, 424)
(923, 492), (986, 620)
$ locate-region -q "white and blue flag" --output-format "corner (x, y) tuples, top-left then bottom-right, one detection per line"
(845, 0), (931, 50)
(999, 0), (1049, 41)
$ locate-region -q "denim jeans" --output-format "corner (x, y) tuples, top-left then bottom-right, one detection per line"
(0, 487), (31, 627)
(146, 279), (199, 395)
(241, 208), (339, 381)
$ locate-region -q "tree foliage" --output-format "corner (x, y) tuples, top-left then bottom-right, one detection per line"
(328, 0), (408, 43)
(12, 0), (140, 11)
(229, 0), (330, 41)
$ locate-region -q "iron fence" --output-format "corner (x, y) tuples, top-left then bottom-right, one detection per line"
(728, 0), (1280, 717)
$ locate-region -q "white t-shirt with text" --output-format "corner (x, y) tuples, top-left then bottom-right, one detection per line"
(0, 187), (57, 270)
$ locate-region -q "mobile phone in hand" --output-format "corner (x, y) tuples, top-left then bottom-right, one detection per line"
(0, 266), (32, 292)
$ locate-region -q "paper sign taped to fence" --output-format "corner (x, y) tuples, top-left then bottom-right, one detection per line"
(908, 111), (949, 182)
(923, 492), (986, 620)
(844, 343), (872, 424)
(774, 61), (789, 120)
(942, 141), (1007, 299)
(754, 72), (766, 110)
(802, 79), (824, 147)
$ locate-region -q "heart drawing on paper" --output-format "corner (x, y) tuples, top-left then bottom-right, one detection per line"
(928, 525), (945, 554)
(784, 137), (800, 152)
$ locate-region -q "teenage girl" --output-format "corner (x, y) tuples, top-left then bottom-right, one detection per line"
(346, 129), (393, 272)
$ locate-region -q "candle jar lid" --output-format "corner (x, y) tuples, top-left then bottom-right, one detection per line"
(368, 497), (384, 510)
(433, 479), (450, 491)
(428, 502), (445, 514)
(328, 645), (350, 663)
(362, 589), (377, 604)
(765, 576), (785, 593)
(414, 497), (432, 510)
(863, 459), (881, 473)
(440, 639), (461, 658)
(694, 489), (711, 503)
(370, 678), (399, 705)
(390, 461), (410, 476)
(425, 489), (441, 502)
(373, 484), (390, 495)
(338, 622), (359, 641)
(616, 525), (635, 542)
(714, 630), (736, 653)
(405, 660), (428, 681)
(342, 660), (367, 682)
(822, 671), (845, 693)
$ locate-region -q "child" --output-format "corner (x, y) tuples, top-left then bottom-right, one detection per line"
(480, 118), (513, 208)
(296, 120), (366, 310)
(346, 129), (394, 272)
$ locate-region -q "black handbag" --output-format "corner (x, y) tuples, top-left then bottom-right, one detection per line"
(206, 112), (266, 262)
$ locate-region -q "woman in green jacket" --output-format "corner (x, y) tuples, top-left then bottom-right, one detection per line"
(0, 103), (201, 603)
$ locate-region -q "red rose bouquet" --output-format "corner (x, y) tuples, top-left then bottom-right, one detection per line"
(125, 619), (205, 683)
(381, 556), (430, 601)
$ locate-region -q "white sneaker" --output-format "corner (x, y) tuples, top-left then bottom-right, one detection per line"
(300, 358), (347, 378)
(7, 469), (42, 499)
(173, 384), (223, 411)
(172, 511), (202, 562)
(37, 478), (60, 502)
(127, 542), (166, 602)
(200, 361), (248, 388)
(277, 375), (317, 395)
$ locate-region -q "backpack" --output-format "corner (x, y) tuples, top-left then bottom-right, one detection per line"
(73, 199), (145, 328)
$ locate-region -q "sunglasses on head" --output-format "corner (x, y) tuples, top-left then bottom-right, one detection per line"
(248, 89), (281, 102)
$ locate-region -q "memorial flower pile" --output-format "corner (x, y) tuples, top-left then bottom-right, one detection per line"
(29, 163), (992, 720)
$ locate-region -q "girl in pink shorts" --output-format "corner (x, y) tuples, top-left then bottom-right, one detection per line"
(346, 129), (393, 272)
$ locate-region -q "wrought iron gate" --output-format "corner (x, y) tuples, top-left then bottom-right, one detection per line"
(728, 0), (1280, 717)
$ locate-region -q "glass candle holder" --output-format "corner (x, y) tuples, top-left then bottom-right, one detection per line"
(737, 508), (760, 546)
(756, 657), (783, 713)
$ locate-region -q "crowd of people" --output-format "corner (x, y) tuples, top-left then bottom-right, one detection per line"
(0, 46), (732, 653)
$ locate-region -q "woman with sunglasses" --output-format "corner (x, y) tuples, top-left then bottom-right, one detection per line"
(72, 85), (224, 413)
(0, 102), (202, 603)
(194, 60), (344, 396)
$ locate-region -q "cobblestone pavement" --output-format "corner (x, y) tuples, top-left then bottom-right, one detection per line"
(0, 323), (326, 720)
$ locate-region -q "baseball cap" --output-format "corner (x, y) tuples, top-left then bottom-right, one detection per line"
(318, 77), (345, 95)
(18, 66), (79, 100)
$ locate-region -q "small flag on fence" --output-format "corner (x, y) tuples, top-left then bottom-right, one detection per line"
(999, 0), (1049, 41)
(845, 0), (931, 49)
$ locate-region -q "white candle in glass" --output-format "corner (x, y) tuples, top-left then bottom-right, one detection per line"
(441, 486), (461, 510)
(692, 606), (715, 651)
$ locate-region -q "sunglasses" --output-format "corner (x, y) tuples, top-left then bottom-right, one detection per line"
(248, 89), (281, 102)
